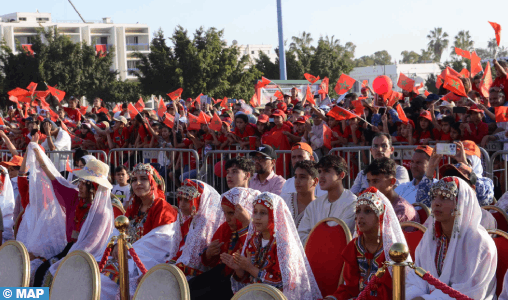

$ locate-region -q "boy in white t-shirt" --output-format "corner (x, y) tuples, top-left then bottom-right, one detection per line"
(111, 165), (131, 206)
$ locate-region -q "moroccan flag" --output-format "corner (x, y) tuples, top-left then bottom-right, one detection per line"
(334, 74), (355, 95)
(188, 113), (201, 130)
(198, 111), (211, 124)
(255, 76), (271, 89)
(221, 97), (228, 108)
(274, 90), (284, 100)
(387, 90), (401, 107)
(135, 97), (145, 111)
(443, 75), (467, 97)
(304, 73), (320, 84)
(8, 87), (30, 98)
(424, 90), (430, 97)
(495, 107), (508, 122)
(459, 68), (470, 78)
(455, 47), (471, 59)
(323, 125), (332, 150)
(167, 88), (183, 100)
(157, 97), (166, 117)
(47, 85), (66, 102)
(305, 85), (315, 105)
(397, 73), (415, 92)
(470, 51), (483, 77)
(209, 113), (222, 131)
(8, 95), (19, 105)
(318, 77), (329, 95)
(481, 62), (493, 98)
(351, 100), (364, 116)
(261, 130), (291, 177)
(436, 75), (444, 89)
(413, 82), (424, 94)
(195, 93), (203, 105)
(128, 103), (139, 118)
(442, 92), (462, 102)
(48, 109), (59, 122)
(26, 82), (37, 95)
(396, 104), (409, 124)
(441, 67), (461, 80)
(79, 106), (88, 115)
(362, 80), (368, 88)
(327, 106), (357, 121)
(489, 21), (502, 46)
(162, 113), (175, 129)
(113, 103), (122, 113)
(250, 92), (260, 107)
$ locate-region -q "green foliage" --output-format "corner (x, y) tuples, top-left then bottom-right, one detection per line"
(353, 50), (392, 67)
(425, 74), (439, 94)
(427, 27), (449, 62)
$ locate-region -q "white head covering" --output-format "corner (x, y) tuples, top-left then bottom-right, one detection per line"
(175, 180), (223, 273)
(17, 143), (67, 258)
(66, 155), (97, 184)
(354, 187), (412, 275)
(221, 187), (261, 215)
(406, 177), (497, 299)
(468, 155), (483, 178)
(0, 166), (15, 241)
(239, 192), (322, 300)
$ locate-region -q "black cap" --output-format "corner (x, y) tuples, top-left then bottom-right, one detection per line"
(293, 105), (303, 113)
(250, 144), (277, 160)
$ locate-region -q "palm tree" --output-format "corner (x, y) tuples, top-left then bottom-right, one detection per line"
(289, 31), (313, 51)
(452, 30), (475, 52)
(427, 27), (449, 62)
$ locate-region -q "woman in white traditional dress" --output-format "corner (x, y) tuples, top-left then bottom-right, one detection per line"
(0, 164), (15, 242)
(406, 176), (497, 300)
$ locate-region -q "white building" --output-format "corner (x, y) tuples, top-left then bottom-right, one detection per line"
(0, 12), (150, 81)
(348, 63), (442, 94)
(232, 41), (277, 65)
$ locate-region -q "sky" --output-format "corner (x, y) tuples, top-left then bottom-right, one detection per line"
(3, 0), (506, 63)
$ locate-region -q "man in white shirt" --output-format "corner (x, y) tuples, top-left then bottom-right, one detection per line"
(298, 155), (357, 243)
(394, 145), (436, 204)
(280, 142), (326, 199)
(41, 119), (72, 173)
(350, 132), (410, 195)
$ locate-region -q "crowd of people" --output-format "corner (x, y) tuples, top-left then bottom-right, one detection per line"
(0, 57), (508, 299)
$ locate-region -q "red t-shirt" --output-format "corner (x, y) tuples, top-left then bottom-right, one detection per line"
(415, 130), (432, 145)
(181, 138), (197, 169)
(330, 125), (342, 142)
(434, 128), (452, 142)
(111, 128), (130, 148)
(233, 123), (257, 140)
(462, 122), (489, 144)
(492, 75), (508, 98)
(341, 126), (361, 143)
(63, 107), (81, 123)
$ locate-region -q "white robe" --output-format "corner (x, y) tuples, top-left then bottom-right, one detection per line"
(41, 128), (71, 172)
(297, 189), (357, 244)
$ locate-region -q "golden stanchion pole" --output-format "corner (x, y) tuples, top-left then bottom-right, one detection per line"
(389, 243), (409, 300)
(115, 216), (130, 300)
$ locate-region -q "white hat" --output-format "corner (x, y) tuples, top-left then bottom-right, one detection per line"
(72, 159), (112, 189)
(439, 101), (455, 108)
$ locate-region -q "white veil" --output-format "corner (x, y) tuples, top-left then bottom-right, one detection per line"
(0, 165), (15, 241)
(406, 177), (497, 300)
(16, 143), (67, 258)
(238, 192), (322, 300)
(222, 187), (260, 215)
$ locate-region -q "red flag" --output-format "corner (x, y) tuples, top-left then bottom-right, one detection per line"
(195, 93), (203, 105)
(162, 113), (175, 129)
(98, 107), (109, 114)
(113, 103), (122, 113)
(352, 100), (364, 116)
(48, 109), (59, 122)
(255, 76), (271, 89)
(323, 125), (332, 150)
(413, 82), (424, 94)
(26, 82), (37, 95)
(424, 90), (430, 97)
(318, 77), (329, 95)
(470, 51), (483, 77)
(0, 118), (4, 126)
(327, 106), (358, 121)
(489, 21), (502, 46)
(436, 75), (444, 89)
(442, 92), (462, 102)
(221, 97), (228, 108)
(8, 95), (19, 105)
(274, 90), (284, 100)
(209, 113), (222, 131)
(22, 45), (34, 55)
(305, 85), (315, 105)
(167, 88), (183, 100)
(362, 80), (368, 88)
(495, 107), (508, 122)
(135, 97), (145, 111)
(454, 47), (471, 59)
(334, 74), (355, 95)
(481, 62), (493, 98)
(459, 68), (470, 78)
(250, 93), (260, 107)
(387, 90), (401, 107)
(8, 87), (30, 98)
(443, 75), (467, 97)
(79, 106), (88, 115)
(397, 73), (415, 92)
(198, 111), (211, 124)
(304, 73), (320, 84)
(396, 104), (409, 124)
(66, 157), (72, 173)
(188, 113), (201, 130)
(128, 103), (139, 118)
(47, 85), (66, 102)
(157, 98), (166, 118)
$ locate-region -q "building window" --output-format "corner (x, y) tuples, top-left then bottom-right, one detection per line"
(36, 18), (49, 22)
(267, 50), (270, 54)
(251, 51), (255, 54)
(19, 18), (27, 21)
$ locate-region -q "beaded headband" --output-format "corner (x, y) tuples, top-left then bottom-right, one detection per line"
(355, 192), (384, 217)
(253, 193), (274, 210)
(177, 186), (200, 200)
(132, 163), (152, 175)
(430, 178), (459, 200)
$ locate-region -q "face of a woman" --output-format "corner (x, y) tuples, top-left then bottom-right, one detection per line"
(76, 160), (86, 169)
(131, 173), (151, 198)
(221, 205), (237, 231)
(355, 204), (379, 234)
(93, 98), (101, 107)
(78, 179), (91, 199)
(235, 118), (246, 131)
(252, 204), (270, 233)
(431, 194), (456, 223)
(273, 115), (283, 126)
(420, 119), (430, 130)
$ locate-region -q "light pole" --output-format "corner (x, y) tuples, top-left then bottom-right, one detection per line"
(276, 0), (287, 80)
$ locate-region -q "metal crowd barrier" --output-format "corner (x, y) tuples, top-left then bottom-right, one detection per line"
(0, 150), (18, 162)
(108, 148), (200, 205)
(490, 150), (508, 192)
(46, 150), (108, 169)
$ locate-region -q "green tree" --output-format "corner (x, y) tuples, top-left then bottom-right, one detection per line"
(476, 38), (508, 60)
(353, 50), (392, 67)
(425, 74), (439, 94)
(427, 27), (449, 62)
(254, 51), (279, 79)
(289, 31), (315, 71)
(400, 50), (421, 64)
(452, 30), (475, 52)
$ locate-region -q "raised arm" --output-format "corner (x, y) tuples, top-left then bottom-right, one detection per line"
(0, 131), (19, 156)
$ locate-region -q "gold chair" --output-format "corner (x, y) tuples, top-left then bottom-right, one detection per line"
(412, 202), (431, 224)
(50, 250), (100, 300)
(133, 264), (190, 300)
(0, 240), (30, 287)
(13, 208), (24, 239)
(232, 284), (287, 300)
(111, 194), (126, 217)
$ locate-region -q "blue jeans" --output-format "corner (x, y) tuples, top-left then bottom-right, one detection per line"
(180, 165), (197, 181)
